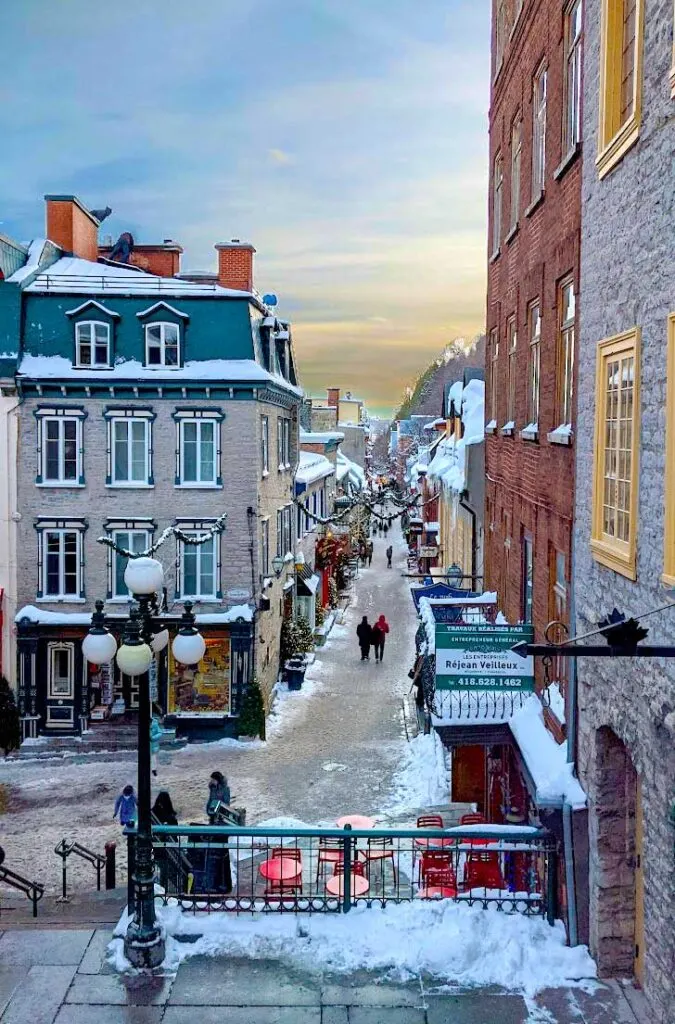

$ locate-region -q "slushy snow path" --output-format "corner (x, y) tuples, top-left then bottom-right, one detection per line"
(0, 526), (420, 893)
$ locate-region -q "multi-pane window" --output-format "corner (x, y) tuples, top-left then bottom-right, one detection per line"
(549, 549), (569, 692)
(276, 510), (283, 556)
(277, 417), (291, 468)
(261, 416), (269, 474)
(495, 0), (507, 70)
(43, 530), (80, 598)
(506, 317), (517, 424)
(522, 534), (534, 624)
(181, 534), (217, 599)
(532, 65), (547, 197)
(283, 505), (293, 555)
(180, 420), (216, 485)
(145, 323), (179, 366)
(509, 119), (522, 231)
(284, 419), (291, 466)
(49, 645), (74, 697)
(563, 0), (583, 154)
(492, 153), (503, 253)
(621, 0), (637, 124)
(557, 279), (576, 426)
(112, 530), (150, 598)
(527, 302), (541, 426)
(75, 322), (110, 367)
(43, 417), (80, 483)
(489, 328), (499, 423)
(112, 419), (149, 484)
(591, 329), (640, 578)
(261, 519), (270, 576)
(598, 0), (643, 175)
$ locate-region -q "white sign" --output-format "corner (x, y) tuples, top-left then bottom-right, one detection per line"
(227, 588), (252, 601)
(420, 546), (439, 558)
(149, 658), (158, 702)
(436, 647), (534, 679)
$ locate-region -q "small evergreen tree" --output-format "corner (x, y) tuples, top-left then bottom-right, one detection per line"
(0, 676), (21, 756)
(294, 616), (315, 653)
(238, 677), (265, 739)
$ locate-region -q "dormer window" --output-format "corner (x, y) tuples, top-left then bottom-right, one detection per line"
(145, 322), (179, 366)
(76, 321), (110, 368)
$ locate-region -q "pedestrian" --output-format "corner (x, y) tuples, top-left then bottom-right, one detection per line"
(386, 544), (393, 568)
(372, 614), (390, 663)
(152, 790), (178, 825)
(366, 540), (374, 567)
(383, 522), (389, 536)
(356, 615), (373, 661)
(206, 771), (231, 820)
(150, 715), (162, 777)
(113, 784), (137, 828)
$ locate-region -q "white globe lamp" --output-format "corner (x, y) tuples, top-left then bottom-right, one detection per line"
(124, 557), (164, 597)
(172, 600), (206, 666)
(117, 639), (153, 677)
(82, 600), (118, 666)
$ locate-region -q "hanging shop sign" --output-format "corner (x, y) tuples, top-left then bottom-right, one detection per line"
(169, 635), (231, 714)
(435, 623), (535, 691)
(148, 658), (158, 703)
(419, 546), (439, 558)
(409, 522), (423, 534)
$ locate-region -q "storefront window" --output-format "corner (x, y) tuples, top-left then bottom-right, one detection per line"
(169, 635), (231, 713)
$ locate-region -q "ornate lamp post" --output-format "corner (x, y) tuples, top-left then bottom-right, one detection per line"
(82, 556), (205, 968)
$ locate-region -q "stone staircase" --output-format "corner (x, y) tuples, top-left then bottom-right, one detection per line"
(13, 723), (186, 761)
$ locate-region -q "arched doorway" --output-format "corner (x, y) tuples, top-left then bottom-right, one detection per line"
(592, 727), (644, 982)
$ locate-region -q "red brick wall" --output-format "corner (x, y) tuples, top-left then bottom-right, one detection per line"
(215, 243), (255, 292)
(484, 0), (580, 668)
(46, 199), (98, 261)
(98, 246), (181, 278)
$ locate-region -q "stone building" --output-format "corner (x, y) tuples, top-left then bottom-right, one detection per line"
(573, 0), (675, 1016)
(484, 0), (582, 720)
(4, 195), (302, 741)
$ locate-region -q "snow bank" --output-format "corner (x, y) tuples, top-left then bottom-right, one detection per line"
(385, 731), (449, 814)
(109, 900), (596, 996)
(266, 660), (328, 741)
(509, 696), (586, 809)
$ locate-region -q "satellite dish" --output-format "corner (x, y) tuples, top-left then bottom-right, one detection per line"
(262, 294), (278, 307)
(108, 232), (135, 264)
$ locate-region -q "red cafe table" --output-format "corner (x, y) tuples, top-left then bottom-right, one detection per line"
(336, 815), (375, 830)
(325, 873), (370, 898)
(259, 857), (302, 886)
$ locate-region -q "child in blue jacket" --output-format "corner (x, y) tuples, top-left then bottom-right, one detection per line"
(113, 785), (137, 827)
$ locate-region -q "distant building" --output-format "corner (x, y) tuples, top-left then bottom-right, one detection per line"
(307, 387), (368, 468)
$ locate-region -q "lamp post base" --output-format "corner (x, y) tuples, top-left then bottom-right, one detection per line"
(123, 920), (165, 969)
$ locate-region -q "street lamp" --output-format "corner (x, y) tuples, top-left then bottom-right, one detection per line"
(83, 555), (205, 968)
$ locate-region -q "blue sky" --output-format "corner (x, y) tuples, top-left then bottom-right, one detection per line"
(0, 0), (490, 415)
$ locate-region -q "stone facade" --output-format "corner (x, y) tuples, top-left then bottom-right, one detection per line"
(574, 0), (675, 1017)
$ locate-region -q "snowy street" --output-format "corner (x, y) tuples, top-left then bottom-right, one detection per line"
(0, 529), (429, 894)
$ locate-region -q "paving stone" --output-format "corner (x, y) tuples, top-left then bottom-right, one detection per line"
(54, 1009), (164, 1024)
(0, 967), (29, 1016)
(168, 958), (321, 1006)
(349, 1009), (426, 1024)
(321, 975), (423, 1007)
(426, 993), (529, 1023)
(77, 929), (116, 975)
(558, 982), (642, 1023)
(163, 1009), (321, 1024)
(64, 974), (173, 1006)
(1, 966), (76, 1024)
(321, 1008), (350, 1024)
(0, 930), (93, 966)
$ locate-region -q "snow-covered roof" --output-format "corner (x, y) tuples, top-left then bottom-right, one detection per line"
(13, 255), (254, 298)
(446, 380), (464, 416)
(16, 354), (303, 397)
(5, 239), (51, 283)
(65, 300), (121, 319)
(295, 450), (335, 486)
(300, 429), (345, 444)
(336, 450), (366, 493)
(509, 695), (586, 808)
(15, 602), (253, 626)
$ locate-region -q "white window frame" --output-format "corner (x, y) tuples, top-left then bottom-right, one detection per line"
(112, 529), (151, 599)
(145, 322), (180, 367)
(48, 643), (75, 699)
(527, 301), (541, 427)
(509, 118), (522, 232)
(283, 418), (291, 467)
(261, 416), (269, 476)
(563, 0), (583, 155)
(179, 532), (218, 600)
(179, 418), (217, 486)
(492, 152), (503, 254)
(261, 518), (270, 577)
(42, 529), (82, 600)
(532, 64), (547, 198)
(111, 417), (151, 486)
(41, 416), (82, 485)
(75, 321), (111, 368)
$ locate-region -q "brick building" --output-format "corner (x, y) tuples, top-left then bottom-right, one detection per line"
(484, 0), (582, 720)
(573, 0), (675, 1016)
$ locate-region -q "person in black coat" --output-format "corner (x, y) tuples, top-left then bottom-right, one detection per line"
(356, 616), (373, 660)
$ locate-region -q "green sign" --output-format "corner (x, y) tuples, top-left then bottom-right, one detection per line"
(435, 623), (535, 691)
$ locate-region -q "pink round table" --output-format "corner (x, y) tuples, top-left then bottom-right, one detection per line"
(336, 815), (375, 829)
(259, 857), (302, 883)
(413, 836), (456, 850)
(325, 873), (370, 897)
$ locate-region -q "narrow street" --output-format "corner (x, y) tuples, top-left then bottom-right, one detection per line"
(0, 527), (419, 894)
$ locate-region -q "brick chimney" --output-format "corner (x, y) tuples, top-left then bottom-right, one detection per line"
(215, 240), (255, 292)
(45, 195), (99, 262)
(326, 387), (341, 409)
(98, 240), (183, 277)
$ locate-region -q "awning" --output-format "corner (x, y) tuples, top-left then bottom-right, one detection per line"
(410, 581), (477, 610)
(297, 568), (320, 596)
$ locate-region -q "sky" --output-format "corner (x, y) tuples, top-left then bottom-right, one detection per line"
(0, 0), (490, 416)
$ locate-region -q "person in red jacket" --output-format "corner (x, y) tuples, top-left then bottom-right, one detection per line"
(372, 614), (390, 663)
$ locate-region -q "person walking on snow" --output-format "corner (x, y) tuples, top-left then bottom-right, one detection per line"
(150, 715), (162, 777)
(113, 784), (137, 828)
(366, 540), (374, 567)
(356, 616), (373, 661)
(386, 544), (393, 568)
(372, 614), (390, 662)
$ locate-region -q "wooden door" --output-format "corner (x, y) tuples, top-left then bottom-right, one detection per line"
(452, 745), (486, 810)
(634, 777), (645, 985)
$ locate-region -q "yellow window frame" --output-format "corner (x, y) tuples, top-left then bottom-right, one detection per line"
(596, 0), (644, 179)
(662, 315), (675, 584)
(591, 328), (641, 579)
(671, 0), (675, 98)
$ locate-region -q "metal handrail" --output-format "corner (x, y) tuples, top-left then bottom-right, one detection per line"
(0, 864), (44, 918)
(54, 839), (106, 899)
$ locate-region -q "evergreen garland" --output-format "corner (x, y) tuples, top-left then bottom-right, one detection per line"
(0, 676), (21, 756)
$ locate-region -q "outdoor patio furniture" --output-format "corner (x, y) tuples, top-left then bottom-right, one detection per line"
(259, 856), (303, 894)
(362, 836), (397, 886)
(333, 859), (366, 877)
(325, 870), (370, 898)
(416, 884), (458, 899)
(459, 813), (486, 825)
(423, 866), (457, 889)
(336, 814), (375, 829)
(419, 850), (455, 886)
(271, 847), (302, 863)
(316, 836), (351, 883)
(463, 854), (505, 891)
(413, 815), (445, 875)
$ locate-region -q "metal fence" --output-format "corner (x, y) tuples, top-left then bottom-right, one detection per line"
(138, 824), (558, 923)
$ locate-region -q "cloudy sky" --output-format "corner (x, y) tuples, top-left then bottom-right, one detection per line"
(1, 0), (489, 415)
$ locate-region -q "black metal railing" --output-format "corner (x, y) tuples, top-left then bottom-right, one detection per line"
(54, 839), (109, 899)
(142, 824), (558, 922)
(0, 864), (44, 918)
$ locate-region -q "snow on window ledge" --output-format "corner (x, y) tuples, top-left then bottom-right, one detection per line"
(500, 421), (515, 436)
(261, 470), (269, 478)
(520, 422), (539, 441)
(547, 423), (573, 445)
(485, 419), (497, 434)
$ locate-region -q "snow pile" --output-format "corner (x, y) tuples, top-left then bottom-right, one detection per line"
(461, 378), (485, 446)
(109, 900), (596, 995)
(295, 450), (335, 485)
(544, 682), (566, 724)
(266, 660), (328, 740)
(385, 731), (449, 814)
(509, 696), (586, 809)
(418, 597), (437, 654)
(336, 451), (366, 493)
